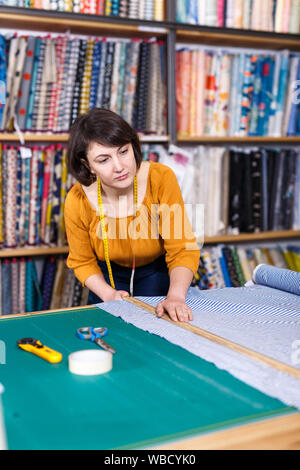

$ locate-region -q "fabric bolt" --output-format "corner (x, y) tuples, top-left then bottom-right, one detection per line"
(1, 37), (19, 130)
(176, 49), (191, 136)
(120, 41), (133, 122)
(46, 38), (58, 132)
(105, 0), (112, 15)
(95, 39), (107, 108)
(44, 146), (55, 245)
(18, 257), (26, 314)
(134, 40), (149, 132)
(109, 41), (121, 113)
(0, 144), (3, 245)
(123, 40), (139, 125)
(111, 0), (119, 15)
(154, 0), (164, 20)
(144, 0), (153, 20)
(50, 146), (62, 245)
(50, 258), (66, 310)
(58, 148), (67, 246)
(35, 149), (46, 245)
(89, 40), (101, 109)
(40, 146), (52, 242)
(0, 36), (6, 129)
(71, 40), (87, 125)
(138, 0), (145, 19)
(1, 260), (12, 315)
(41, 257), (57, 310)
(58, 39), (72, 132)
(102, 41), (115, 110)
(8, 37), (28, 131)
(16, 36), (36, 131)
(52, 36), (67, 132)
(116, 42), (127, 116)
(79, 39), (94, 116)
(25, 258), (43, 313)
(253, 264), (300, 296)
(5, 148), (17, 247)
(128, 0), (138, 18)
(64, 39), (80, 129)
(31, 38), (46, 131)
(25, 37), (41, 130)
(15, 149), (22, 246)
(61, 266), (75, 308)
(118, 0), (128, 17)
(96, 0), (105, 14)
(73, 277), (83, 306)
(189, 50), (198, 136)
(11, 258), (19, 315)
(28, 148), (39, 245)
(36, 38), (52, 131)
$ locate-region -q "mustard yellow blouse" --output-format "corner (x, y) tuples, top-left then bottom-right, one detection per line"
(64, 162), (200, 286)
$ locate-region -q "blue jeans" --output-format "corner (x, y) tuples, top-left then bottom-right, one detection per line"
(88, 255), (170, 304)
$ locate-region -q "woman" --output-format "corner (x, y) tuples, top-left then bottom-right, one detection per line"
(65, 108), (200, 322)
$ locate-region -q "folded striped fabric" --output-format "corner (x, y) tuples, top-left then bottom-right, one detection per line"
(252, 264), (300, 296)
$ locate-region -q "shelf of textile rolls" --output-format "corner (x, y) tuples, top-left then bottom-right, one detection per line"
(0, 133), (170, 143)
(176, 28), (300, 52)
(0, 230), (299, 258)
(0, 7), (169, 38)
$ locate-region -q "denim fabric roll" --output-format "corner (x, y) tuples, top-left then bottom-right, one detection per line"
(253, 264), (300, 296)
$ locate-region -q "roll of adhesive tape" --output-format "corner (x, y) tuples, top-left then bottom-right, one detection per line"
(68, 349), (113, 376)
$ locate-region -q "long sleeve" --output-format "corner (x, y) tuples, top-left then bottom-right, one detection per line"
(64, 184), (102, 285)
(156, 165), (200, 276)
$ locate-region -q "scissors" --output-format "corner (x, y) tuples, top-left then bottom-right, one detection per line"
(76, 327), (116, 355)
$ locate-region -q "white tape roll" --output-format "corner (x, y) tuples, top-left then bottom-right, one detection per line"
(68, 349), (113, 376)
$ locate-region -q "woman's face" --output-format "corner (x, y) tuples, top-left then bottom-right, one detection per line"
(86, 141), (137, 191)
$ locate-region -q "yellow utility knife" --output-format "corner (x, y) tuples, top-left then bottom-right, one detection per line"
(17, 338), (62, 363)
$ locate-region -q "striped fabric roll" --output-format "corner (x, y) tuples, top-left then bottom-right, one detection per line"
(253, 264), (300, 296)
(79, 39), (94, 115)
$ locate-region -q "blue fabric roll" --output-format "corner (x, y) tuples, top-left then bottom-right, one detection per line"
(253, 264), (300, 296)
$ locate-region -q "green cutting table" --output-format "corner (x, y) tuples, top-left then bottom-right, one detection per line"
(0, 305), (299, 450)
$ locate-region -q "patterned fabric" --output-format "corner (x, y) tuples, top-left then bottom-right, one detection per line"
(71, 39), (86, 125)
(31, 38), (46, 131)
(25, 258), (43, 313)
(19, 257), (26, 314)
(41, 257), (57, 310)
(28, 148), (39, 245)
(79, 39), (94, 116)
(5, 148), (17, 247)
(0, 144), (2, 245)
(50, 146), (62, 245)
(0, 36), (6, 128)
(102, 41), (115, 110)
(16, 36), (36, 131)
(253, 264), (300, 296)
(26, 38), (41, 130)
(89, 40), (101, 110)
(1, 260), (12, 315)
(11, 258), (19, 315)
(96, 40), (107, 108)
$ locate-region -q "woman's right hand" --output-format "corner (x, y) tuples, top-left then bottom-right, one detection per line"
(110, 290), (130, 301)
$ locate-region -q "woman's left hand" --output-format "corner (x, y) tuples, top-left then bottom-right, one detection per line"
(156, 296), (193, 322)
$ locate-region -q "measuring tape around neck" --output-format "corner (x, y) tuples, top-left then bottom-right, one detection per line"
(97, 175), (138, 295)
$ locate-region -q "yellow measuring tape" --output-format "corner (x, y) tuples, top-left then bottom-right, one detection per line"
(97, 175), (138, 293)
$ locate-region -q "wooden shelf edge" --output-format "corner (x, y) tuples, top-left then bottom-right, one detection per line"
(178, 136), (300, 143)
(0, 133), (170, 143)
(176, 28), (300, 51)
(0, 246), (69, 258)
(202, 230), (300, 244)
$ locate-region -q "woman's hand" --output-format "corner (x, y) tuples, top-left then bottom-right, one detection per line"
(111, 290), (130, 301)
(156, 296), (193, 322)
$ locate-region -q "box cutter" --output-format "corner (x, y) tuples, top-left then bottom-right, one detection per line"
(17, 338), (63, 363)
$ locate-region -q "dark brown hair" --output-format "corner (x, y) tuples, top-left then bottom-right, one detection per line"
(67, 108), (143, 185)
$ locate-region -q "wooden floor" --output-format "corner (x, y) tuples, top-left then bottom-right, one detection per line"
(153, 412), (300, 450)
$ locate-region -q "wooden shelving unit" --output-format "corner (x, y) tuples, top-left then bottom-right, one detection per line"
(0, 4), (299, 260)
